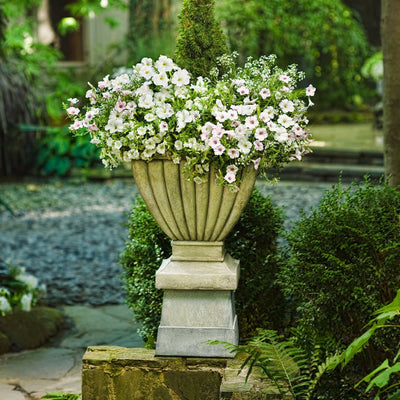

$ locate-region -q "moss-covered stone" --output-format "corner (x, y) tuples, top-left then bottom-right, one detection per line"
(0, 306), (64, 353)
(82, 347), (288, 399)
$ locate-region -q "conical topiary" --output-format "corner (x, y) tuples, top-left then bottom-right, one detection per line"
(175, 0), (228, 78)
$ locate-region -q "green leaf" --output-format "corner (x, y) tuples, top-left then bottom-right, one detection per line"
(340, 327), (376, 367)
(372, 289), (400, 321)
(355, 359), (389, 388)
(388, 389), (400, 400)
(365, 362), (400, 392)
(41, 392), (81, 399)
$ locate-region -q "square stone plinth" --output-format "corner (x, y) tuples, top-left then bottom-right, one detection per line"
(82, 347), (226, 400)
(82, 347), (290, 400)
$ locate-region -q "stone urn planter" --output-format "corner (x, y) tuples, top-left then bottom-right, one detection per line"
(131, 159), (257, 357)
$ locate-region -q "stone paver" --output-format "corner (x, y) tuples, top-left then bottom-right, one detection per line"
(0, 382), (26, 400)
(0, 304), (143, 399)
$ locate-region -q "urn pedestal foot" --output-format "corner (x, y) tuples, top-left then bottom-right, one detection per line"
(155, 290), (238, 357)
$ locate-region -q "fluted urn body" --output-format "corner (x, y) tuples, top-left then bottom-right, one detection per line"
(131, 159), (257, 242)
(131, 159), (257, 357)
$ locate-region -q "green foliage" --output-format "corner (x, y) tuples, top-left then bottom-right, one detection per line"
(66, 0), (127, 19)
(279, 179), (400, 372)
(175, 0), (228, 77)
(126, 0), (176, 63)
(225, 189), (288, 338)
(0, 61), (43, 176)
(36, 126), (100, 176)
(216, 0), (372, 108)
(362, 52), (383, 82)
(217, 329), (339, 399)
(0, 1), (60, 176)
(120, 189), (285, 346)
(42, 392), (81, 400)
(337, 289), (400, 399)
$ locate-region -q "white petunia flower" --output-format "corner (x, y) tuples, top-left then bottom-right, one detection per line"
(279, 99), (295, 113)
(154, 55), (175, 72)
(259, 88), (271, 99)
(137, 126), (147, 136)
(245, 115), (259, 129)
(138, 94), (154, 109)
(174, 140), (183, 150)
(279, 74), (291, 83)
(66, 107), (80, 116)
(172, 69), (190, 86)
(254, 140), (263, 151)
(153, 73), (169, 87)
(238, 138), (252, 154)
(137, 65), (156, 80)
(278, 114), (294, 128)
(144, 113), (156, 122)
(228, 148), (240, 159)
(274, 129), (289, 143)
(224, 172), (236, 183)
(255, 128), (268, 141)
(306, 84), (316, 96)
(237, 86), (250, 95)
(213, 144), (225, 155)
(105, 118), (125, 133)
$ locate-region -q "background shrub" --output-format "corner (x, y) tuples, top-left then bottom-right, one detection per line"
(279, 179), (400, 373)
(36, 126), (100, 177)
(119, 198), (170, 348)
(120, 188), (285, 347)
(216, 0), (372, 108)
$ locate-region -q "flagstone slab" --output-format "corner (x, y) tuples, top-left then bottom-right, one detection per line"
(0, 347), (75, 380)
(0, 383), (25, 400)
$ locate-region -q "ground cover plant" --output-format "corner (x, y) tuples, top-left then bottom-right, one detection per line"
(120, 188), (285, 347)
(0, 259), (45, 315)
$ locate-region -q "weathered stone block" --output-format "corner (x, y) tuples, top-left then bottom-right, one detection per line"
(82, 347), (225, 400)
(82, 347), (291, 400)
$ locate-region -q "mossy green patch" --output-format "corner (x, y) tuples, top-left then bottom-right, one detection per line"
(0, 306), (64, 353)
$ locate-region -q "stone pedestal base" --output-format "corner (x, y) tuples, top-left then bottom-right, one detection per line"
(82, 347), (287, 400)
(155, 242), (240, 358)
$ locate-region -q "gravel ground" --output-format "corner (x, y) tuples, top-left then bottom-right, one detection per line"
(0, 178), (334, 306)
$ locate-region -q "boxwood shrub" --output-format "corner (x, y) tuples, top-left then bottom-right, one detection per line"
(120, 188), (285, 347)
(279, 179), (400, 372)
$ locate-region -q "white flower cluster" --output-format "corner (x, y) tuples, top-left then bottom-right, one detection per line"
(0, 266), (45, 315)
(66, 54), (315, 188)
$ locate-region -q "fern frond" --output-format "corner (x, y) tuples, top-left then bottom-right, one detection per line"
(304, 353), (340, 400)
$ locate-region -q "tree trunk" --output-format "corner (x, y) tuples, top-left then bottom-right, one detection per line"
(381, 0), (400, 187)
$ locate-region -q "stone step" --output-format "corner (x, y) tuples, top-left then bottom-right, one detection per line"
(306, 147), (383, 166)
(278, 161), (384, 182)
